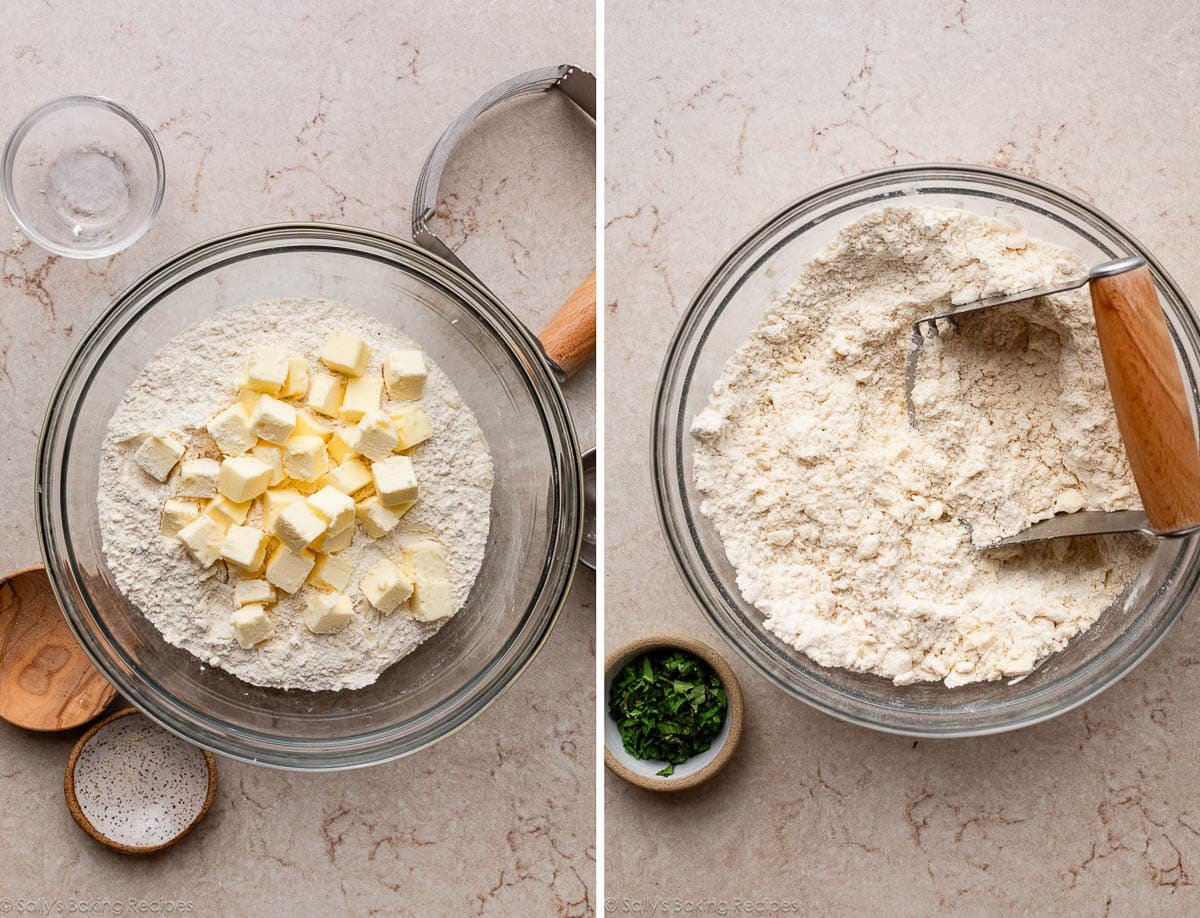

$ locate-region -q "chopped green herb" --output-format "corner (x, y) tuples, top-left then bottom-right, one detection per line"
(609, 649), (728, 777)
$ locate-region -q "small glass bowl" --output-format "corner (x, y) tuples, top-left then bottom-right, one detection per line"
(2, 95), (164, 258)
(653, 164), (1200, 737)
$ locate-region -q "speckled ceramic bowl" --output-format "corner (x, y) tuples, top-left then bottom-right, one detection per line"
(65, 707), (216, 854)
(604, 634), (743, 791)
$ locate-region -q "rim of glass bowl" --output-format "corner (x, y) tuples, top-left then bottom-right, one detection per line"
(36, 222), (583, 770)
(652, 163), (1200, 738)
(1, 94), (166, 259)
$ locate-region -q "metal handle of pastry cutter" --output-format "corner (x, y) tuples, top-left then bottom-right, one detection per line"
(412, 65), (596, 378)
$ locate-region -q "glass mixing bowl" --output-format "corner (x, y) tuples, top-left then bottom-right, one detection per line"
(653, 164), (1200, 737)
(38, 224), (582, 769)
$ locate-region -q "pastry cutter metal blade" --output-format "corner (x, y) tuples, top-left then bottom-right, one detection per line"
(907, 256), (1200, 548)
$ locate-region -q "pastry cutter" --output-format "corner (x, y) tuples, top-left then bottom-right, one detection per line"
(412, 64), (598, 568)
(908, 256), (1200, 547)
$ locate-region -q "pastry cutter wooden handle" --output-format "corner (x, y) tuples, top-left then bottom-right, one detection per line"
(913, 256), (1200, 547)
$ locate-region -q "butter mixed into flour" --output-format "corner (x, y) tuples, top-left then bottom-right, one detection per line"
(692, 207), (1152, 687)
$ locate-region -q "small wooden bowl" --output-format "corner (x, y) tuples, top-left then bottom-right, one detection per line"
(0, 564), (116, 730)
(604, 633), (743, 792)
(65, 707), (217, 854)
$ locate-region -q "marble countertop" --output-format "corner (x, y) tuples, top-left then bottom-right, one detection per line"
(0, 2), (594, 914)
(605, 1), (1200, 914)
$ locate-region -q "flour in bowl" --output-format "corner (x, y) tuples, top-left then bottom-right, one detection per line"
(99, 300), (493, 691)
(692, 207), (1153, 687)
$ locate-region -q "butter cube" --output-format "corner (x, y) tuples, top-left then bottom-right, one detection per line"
(372, 455), (418, 507)
(133, 431), (185, 482)
(339, 373), (383, 422)
(292, 476), (324, 495)
(403, 539), (448, 583)
(284, 435), (329, 482)
(313, 524), (354, 554)
(218, 455), (273, 502)
(161, 499), (199, 536)
(306, 372), (345, 419)
(219, 524), (269, 572)
(176, 514), (227, 567)
(231, 604), (274, 649)
(302, 592), (355, 634)
(383, 350), (427, 400)
(360, 559), (414, 614)
(262, 487), (302, 527)
(355, 495), (402, 539)
(410, 578), (454, 622)
(354, 410), (398, 462)
(280, 357), (309, 398)
(243, 348), (290, 395)
(250, 395), (297, 445)
(328, 426), (361, 464)
(319, 332), (369, 377)
(309, 553), (354, 592)
(325, 457), (372, 495)
(178, 458), (220, 498)
(307, 486), (356, 535)
(237, 387), (261, 414)
(234, 578), (275, 606)
(207, 404), (256, 456)
(389, 406), (432, 451)
(264, 544), (316, 594)
(272, 499), (327, 552)
(205, 494), (252, 526)
(251, 443), (286, 486)
(294, 407), (333, 441)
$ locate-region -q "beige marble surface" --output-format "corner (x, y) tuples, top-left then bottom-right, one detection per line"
(605, 1), (1200, 914)
(0, 2), (594, 914)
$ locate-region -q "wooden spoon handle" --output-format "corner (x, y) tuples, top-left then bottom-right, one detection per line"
(1090, 264), (1200, 533)
(539, 270), (596, 379)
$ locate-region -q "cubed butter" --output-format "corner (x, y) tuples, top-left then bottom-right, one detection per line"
(133, 431), (185, 482)
(339, 373), (383, 422)
(206, 494), (252, 525)
(360, 558), (413, 614)
(231, 604), (274, 649)
(313, 524), (354, 554)
(243, 348), (290, 395)
(354, 410), (398, 462)
(176, 514), (227, 567)
(218, 455), (273, 502)
(310, 553), (354, 592)
(383, 350), (427, 400)
(284, 435), (329, 482)
(178, 458), (220, 498)
(328, 426), (361, 464)
(403, 539), (449, 583)
(355, 495), (401, 539)
(219, 524), (269, 571)
(306, 372), (345, 419)
(319, 332), (369, 377)
(264, 544), (316, 594)
(251, 443), (286, 486)
(280, 357), (309, 398)
(307, 485), (356, 536)
(250, 394), (297, 445)
(302, 592), (355, 634)
(161, 498), (199, 536)
(234, 578), (275, 606)
(272, 499), (328, 552)
(262, 487), (302, 527)
(410, 578), (454, 622)
(291, 476), (324, 495)
(389, 406), (432, 451)
(372, 455), (418, 507)
(207, 404), (256, 456)
(294, 407), (333, 440)
(325, 457), (372, 495)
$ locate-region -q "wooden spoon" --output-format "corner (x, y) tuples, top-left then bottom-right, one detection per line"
(0, 565), (116, 730)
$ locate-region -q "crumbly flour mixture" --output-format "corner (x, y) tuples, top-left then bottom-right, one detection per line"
(692, 207), (1152, 687)
(99, 300), (493, 691)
